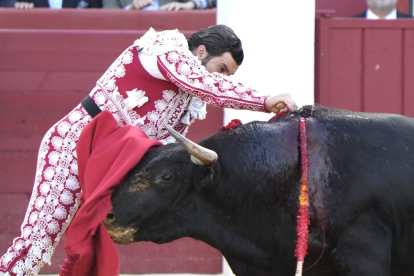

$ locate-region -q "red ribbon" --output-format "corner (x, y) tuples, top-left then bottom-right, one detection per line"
(219, 119), (242, 131)
(295, 117), (310, 265)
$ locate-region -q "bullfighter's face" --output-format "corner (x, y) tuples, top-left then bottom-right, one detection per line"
(201, 51), (239, 76)
(193, 45), (239, 76)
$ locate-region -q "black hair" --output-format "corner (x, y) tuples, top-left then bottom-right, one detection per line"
(187, 25), (244, 66)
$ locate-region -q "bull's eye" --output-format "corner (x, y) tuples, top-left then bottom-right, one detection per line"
(162, 174), (173, 182)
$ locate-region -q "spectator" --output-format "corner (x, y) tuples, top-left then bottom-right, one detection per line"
(103, 0), (214, 11)
(13, 0), (100, 9)
(0, 0), (16, 7)
(352, 0), (412, 19)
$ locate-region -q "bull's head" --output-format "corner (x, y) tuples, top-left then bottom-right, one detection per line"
(103, 128), (220, 244)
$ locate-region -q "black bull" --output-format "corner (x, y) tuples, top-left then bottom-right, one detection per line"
(103, 106), (414, 276)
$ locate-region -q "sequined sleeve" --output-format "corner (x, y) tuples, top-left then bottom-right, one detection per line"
(156, 50), (268, 112)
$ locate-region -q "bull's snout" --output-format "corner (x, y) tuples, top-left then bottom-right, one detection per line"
(105, 211), (115, 222)
(103, 211), (137, 244)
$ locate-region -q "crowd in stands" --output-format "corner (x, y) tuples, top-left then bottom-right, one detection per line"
(0, 0), (411, 19)
(0, 0), (216, 10)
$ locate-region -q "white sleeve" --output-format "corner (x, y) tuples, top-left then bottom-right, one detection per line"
(138, 51), (167, 81)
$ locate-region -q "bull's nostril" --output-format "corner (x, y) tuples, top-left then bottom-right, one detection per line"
(107, 211), (115, 220)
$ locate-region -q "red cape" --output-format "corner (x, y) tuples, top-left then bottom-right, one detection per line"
(60, 110), (162, 276)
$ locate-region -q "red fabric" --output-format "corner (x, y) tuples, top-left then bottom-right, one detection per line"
(60, 110), (162, 276)
(268, 110), (288, 122)
(219, 119), (242, 131)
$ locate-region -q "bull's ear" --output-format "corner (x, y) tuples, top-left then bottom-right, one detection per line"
(195, 166), (218, 192)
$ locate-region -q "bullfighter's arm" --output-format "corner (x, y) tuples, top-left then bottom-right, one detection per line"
(156, 50), (269, 112)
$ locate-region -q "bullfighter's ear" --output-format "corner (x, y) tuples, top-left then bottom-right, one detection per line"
(195, 166), (217, 192)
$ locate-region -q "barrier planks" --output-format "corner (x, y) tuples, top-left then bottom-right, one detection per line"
(315, 18), (414, 117)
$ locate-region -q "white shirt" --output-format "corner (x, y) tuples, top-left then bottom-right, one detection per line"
(367, 8), (397, 20)
(48, 0), (63, 8)
(138, 51), (166, 80)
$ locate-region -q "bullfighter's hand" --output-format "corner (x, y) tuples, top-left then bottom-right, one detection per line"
(265, 93), (298, 114)
(129, 0), (153, 9)
(15, 1), (34, 8)
(159, 1), (194, 10)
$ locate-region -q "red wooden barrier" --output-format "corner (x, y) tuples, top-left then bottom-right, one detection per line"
(315, 18), (414, 117)
(0, 10), (223, 274)
(0, 8), (217, 30)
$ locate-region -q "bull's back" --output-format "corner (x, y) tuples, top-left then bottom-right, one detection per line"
(311, 107), (414, 271)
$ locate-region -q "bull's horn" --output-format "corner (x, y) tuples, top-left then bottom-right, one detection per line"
(165, 125), (218, 165)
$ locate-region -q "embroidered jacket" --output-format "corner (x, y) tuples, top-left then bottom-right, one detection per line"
(90, 28), (268, 144)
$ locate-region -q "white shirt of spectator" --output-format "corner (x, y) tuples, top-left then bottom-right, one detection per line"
(48, 0), (63, 8)
(367, 8), (397, 19)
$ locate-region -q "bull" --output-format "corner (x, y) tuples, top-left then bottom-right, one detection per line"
(103, 106), (414, 276)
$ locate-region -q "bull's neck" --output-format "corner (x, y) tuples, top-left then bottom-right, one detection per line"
(187, 193), (298, 273)
(191, 210), (278, 272)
